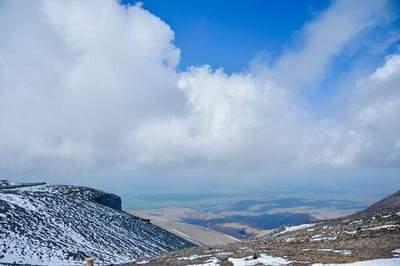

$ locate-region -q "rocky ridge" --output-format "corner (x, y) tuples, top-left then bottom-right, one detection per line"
(0, 183), (194, 265)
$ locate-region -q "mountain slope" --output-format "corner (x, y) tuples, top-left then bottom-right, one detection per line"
(0, 184), (194, 265)
(132, 190), (400, 265)
(349, 190), (400, 218)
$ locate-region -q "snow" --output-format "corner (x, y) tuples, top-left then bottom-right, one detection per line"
(317, 249), (352, 256)
(192, 257), (219, 266)
(0, 185), (191, 265)
(228, 254), (290, 265)
(189, 253), (290, 266)
(0, 193), (40, 212)
(311, 235), (337, 241)
(313, 258), (400, 265)
(362, 225), (399, 231)
(136, 260), (150, 264)
(177, 254), (211, 261)
(342, 230), (357, 235)
(273, 223), (316, 236)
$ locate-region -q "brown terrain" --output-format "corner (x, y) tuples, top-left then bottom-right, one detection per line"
(128, 209), (238, 246)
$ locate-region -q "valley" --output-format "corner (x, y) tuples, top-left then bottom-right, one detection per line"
(1, 181), (399, 265)
(126, 190), (400, 265)
(125, 191), (368, 241)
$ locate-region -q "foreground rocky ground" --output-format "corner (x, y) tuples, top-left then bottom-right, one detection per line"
(126, 190), (400, 265)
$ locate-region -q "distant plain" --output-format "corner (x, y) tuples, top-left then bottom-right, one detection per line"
(124, 189), (378, 241)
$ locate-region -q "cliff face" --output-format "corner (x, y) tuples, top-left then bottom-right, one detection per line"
(92, 192), (122, 210)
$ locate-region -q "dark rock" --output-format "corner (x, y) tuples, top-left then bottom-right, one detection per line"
(220, 261), (234, 266)
(92, 193), (121, 210)
(252, 251), (260, 259)
(217, 254), (233, 266)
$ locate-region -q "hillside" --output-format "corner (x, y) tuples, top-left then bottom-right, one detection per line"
(126, 190), (400, 265)
(0, 183), (194, 265)
(129, 209), (239, 246)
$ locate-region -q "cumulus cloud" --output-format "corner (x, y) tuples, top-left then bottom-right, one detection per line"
(0, 0), (399, 177)
(0, 0), (183, 170)
(133, 66), (313, 166)
(133, 54), (400, 168)
(344, 54), (400, 167)
(132, 0), (399, 168)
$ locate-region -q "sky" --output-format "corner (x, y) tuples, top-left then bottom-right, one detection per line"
(0, 0), (399, 196)
(124, 0), (332, 73)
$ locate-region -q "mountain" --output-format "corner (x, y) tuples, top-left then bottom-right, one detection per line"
(133, 190), (400, 265)
(349, 190), (400, 218)
(0, 182), (194, 265)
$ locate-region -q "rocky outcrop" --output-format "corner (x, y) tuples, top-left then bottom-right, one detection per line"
(92, 192), (122, 210)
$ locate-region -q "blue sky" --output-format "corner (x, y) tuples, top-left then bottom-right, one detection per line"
(124, 0), (400, 113)
(123, 0), (400, 74)
(126, 0), (331, 73)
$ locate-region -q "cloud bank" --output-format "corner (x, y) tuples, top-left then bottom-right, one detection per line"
(0, 0), (399, 177)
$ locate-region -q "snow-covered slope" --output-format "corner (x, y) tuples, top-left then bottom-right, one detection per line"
(0, 184), (193, 265)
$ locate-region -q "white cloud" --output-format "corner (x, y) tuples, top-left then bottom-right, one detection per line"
(0, 0), (398, 177)
(132, 66), (314, 167)
(270, 0), (391, 90)
(0, 0), (183, 171)
(132, 0), (399, 169)
(345, 54), (400, 167)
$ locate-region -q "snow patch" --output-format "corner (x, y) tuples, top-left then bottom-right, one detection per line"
(311, 235), (337, 242)
(313, 257), (400, 265)
(274, 223), (316, 236)
(177, 254), (211, 261)
(317, 249), (352, 256)
(362, 225), (399, 231)
(342, 230), (357, 235)
(191, 257), (219, 266)
(228, 253), (290, 265)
